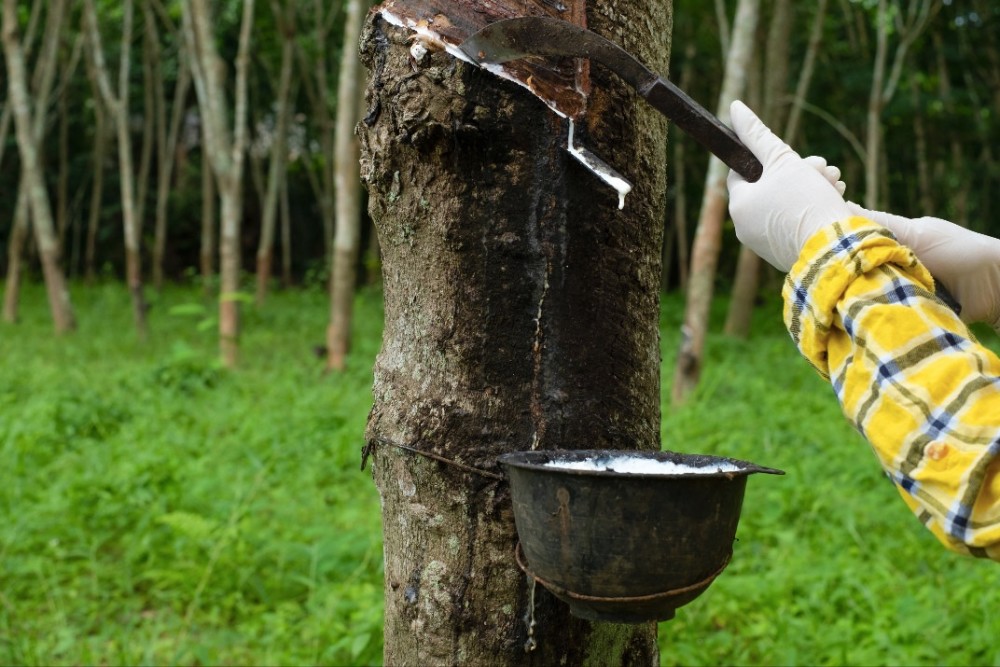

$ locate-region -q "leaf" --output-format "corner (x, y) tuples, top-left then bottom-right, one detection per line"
(157, 511), (218, 540)
(168, 303), (208, 317)
(196, 317), (219, 332)
(349, 633), (370, 659)
(219, 291), (254, 304)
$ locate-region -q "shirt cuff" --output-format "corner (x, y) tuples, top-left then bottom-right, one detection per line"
(782, 217), (935, 379)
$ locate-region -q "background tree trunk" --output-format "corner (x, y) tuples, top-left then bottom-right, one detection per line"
(149, 1), (191, 291)
(782, 0), (829, 145)
(725, 0), (792, 338)
(83, 35), (109, 284)
(296, 1), (339, 260)
(255, 0), (297, 306)
(3, 0), (64, 317)
(864, 0), (938, 208)
(280, 176), (292, 287)
(199, 146), (216, 292)
(3, 191), (29, 323)
(136, 17), (155, 231)
(85, 0), (149, 338)
(56, 44), (72, 251)
(183, 0), (255, 366)
(325, 0), (366, 371)
(664, 42), (695, 293)
(2, 0), (76, 333)
(360, 0), (670, 662)
(672, 0), (759, 404)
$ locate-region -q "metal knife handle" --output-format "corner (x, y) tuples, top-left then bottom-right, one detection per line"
(641, 77), (763, 183)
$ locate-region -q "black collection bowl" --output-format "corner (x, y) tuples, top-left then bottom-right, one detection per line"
(499, 449), (783, 623)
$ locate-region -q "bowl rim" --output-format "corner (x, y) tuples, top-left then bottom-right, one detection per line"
(497, 449), (784, 479)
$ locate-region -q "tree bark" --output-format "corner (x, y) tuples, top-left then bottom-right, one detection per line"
(0, 1), (41, 173)
(56, 46), (71, 251)
(325, 0), (366, 371)
(910, 75), (934, 214)
(864, 0), (939, 208)
(672, 0), (759, 403)
(725, 0), (792, 338)
(84, 49), (109, 285)
(933, 29), (970, 226)
(280, 174), (292, 287)
(295, 1), (339, 259)
(783, 0), (829, 145)
(147, 0), (191, 291)
(3, 190), (29, 323)
(85, 0), (149, 338)
(183, 0), (255, 366)
(865, 0), (890, 209)
(664, 42), (695, 293)
(360, 0), (670, 662)
(136, 18), (155, 232)
(199, 146), (216, 292)
(2, 0), (76, 333)
(255, 0), (297, 306)
(54, 33), (85, 259)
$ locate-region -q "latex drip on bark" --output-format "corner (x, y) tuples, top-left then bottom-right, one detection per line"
(377, 2), (633, 209)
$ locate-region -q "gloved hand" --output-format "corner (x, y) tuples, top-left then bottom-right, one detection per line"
(803, 156), (846, 196)
(846, 203), (1000, 328)
(727, 101), (853, 272)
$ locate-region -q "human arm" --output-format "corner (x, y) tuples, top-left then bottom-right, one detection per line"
(727, 101), (1000, 559)
(843, 203), (1000, 330)
(786, 219), (1000, 559)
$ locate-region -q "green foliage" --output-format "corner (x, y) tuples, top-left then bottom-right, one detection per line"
(0, 282), (383, 666)
(3, 285), (998, 666)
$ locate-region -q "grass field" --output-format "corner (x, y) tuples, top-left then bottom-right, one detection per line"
(1, 282), (997, 666)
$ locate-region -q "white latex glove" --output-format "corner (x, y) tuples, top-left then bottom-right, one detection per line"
(727, 101), (853, 272)
(847, 202), (1000, 328)
(803, 156), (846, 196)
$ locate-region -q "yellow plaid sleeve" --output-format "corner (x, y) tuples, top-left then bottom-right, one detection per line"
(783, 217), (1000, 560)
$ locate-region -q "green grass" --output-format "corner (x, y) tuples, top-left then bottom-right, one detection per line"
(1, 282), (997, 666)
(0, 282), (384, 666)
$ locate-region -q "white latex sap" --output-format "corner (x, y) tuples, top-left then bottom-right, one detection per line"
(543, 455), (742, 475)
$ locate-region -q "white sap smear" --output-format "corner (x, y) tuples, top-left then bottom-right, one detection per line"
(379, 9), (633, 210)
(380, 9), (566, 114)
(567, 119), (632, 210)
(544, 455), (742, 475)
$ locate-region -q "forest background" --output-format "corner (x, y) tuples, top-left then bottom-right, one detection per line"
(2, 0), (1000, 665)
(6, 0), (1000, 312)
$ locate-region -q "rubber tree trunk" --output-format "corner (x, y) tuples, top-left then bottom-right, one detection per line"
(359, 1), (670, 663)
(864, 0), (938, 209)
(2, 0), (76, 334)
(672, 0), (758, 404)
(183, 0), (254, 366)
(84, 0), (149, 338)
(325, 0), (365, 372)
(149, 1), (191, 291)
(254, 0), (296, 307)
(865, 0), (890, 209)
(280, 177), (292, 287)
(296, 2), (338, 259)
(664, 42), (695, 293)
(200, 149), (216, 292)
(3, 189), (29, 323)
(57, 55), (70, 249)
(116, 0), (148, 338)
(724, 0), (792, 338)
(84, 37), (108, 285)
